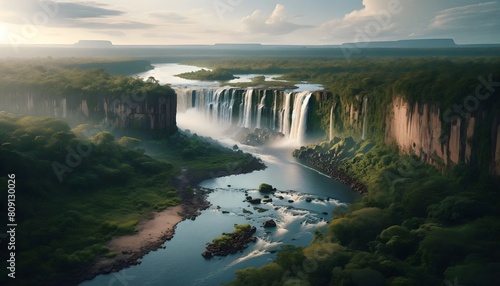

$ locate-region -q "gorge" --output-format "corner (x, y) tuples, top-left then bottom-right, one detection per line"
(2, 58), (499, 286)
(6, 81), (498, 177)
(175, 86), (500, 177)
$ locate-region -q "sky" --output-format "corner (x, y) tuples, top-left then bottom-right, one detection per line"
(0, 0), (499, 45)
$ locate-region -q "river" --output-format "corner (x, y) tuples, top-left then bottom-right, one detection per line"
(80, 64), (359, 286)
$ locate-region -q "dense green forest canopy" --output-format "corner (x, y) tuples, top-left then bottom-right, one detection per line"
(182, 57), (500, 107)
(228, 139), (500, 286)
(175, 68), (237, 81)
(0, 111), (263, 285)
(0, 112), (178, 284)
(0, 58), (171, 100)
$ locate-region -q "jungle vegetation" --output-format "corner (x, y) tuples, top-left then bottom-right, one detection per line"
(0, 59), (263, 286)
(228, 138), (500, 286)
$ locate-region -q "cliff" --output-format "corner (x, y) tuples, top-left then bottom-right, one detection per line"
(1, 89), (177, 138)
(384, 97), (499, 176)
(176, 87), (499, 176)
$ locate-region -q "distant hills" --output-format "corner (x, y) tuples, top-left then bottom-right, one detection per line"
(1, 38), (498, 59)
(74, 40), (114, 48)
(65, 38), (499, 49)
(340, 38), (457, 48)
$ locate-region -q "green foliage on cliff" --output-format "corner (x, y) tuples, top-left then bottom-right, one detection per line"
(182, 57), (500, 143)
(229, 138), (500, 285)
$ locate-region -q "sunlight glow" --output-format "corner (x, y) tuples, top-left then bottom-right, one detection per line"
(0, 25), (6, 43)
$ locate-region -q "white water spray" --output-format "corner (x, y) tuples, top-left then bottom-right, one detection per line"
(256, 93), (267, 129)
(288, 91), (312, 144)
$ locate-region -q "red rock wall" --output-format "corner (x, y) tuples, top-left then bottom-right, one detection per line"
(385, 97), (499, 176)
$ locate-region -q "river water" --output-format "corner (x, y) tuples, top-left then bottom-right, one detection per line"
(80, 64), (358, 286)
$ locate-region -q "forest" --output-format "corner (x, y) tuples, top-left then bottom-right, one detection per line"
(0, 55), (499, 285)
(0, 59), (264, 286)
(176, 68), (237, 81)
(228, 138), (500, 285)
(175, 57), (500, 285)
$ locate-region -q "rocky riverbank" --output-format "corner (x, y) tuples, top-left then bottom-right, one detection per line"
(73, 155), (265, 285)
(293, 137), (374, 194)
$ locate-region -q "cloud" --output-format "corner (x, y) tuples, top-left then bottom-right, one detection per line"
(318, 0), (500, 44)
(0, 1), (153, 30)
(56, 1), (123, 19)
(319, 0), (410, 42)
(149, 12), (192, 24)
(430, 1), (500, 31)
(241, 4), (313, 35)
(0, 1), (123, 21)
(92, 30), (127, 37)
(67, 20), (154, 30)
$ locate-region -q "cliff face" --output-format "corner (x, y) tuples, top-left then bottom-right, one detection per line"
(2, 91), (177, 138)
(384, 97), (500, 176)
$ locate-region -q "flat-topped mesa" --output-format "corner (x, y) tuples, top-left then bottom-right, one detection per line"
(74, 40), (114, 48)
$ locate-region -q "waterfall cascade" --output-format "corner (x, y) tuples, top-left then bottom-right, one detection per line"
(176, 88), (313, 144)
(361, 97), (368, 140)
(329, 104), (335, 141)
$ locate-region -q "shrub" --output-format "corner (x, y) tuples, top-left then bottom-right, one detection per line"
(258, 183), (273, 193)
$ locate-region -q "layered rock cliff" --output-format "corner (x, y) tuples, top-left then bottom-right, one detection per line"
(384, 97), (499, 176)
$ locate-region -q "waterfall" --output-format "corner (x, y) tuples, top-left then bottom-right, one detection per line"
(256, 93), (267, 129)
(175, 88), (314, 144)
(272, 91), (278, 131)
(282, 92), (292, 136)
(242, 89), (253, 128)
(329, 104), (335, 141)
(361, 97), (368, 140)
(288, 91), (312, 144)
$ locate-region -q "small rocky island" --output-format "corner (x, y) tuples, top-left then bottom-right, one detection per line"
(202, 224), (257, 258)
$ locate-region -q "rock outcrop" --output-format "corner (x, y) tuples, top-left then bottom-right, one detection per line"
(2, 90), (177, 138)
(202, 224), (257, 258)
(385, 97), (500, 176)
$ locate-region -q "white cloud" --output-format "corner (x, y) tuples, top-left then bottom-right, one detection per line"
(241, 4), (312, 35)
(319, 0), (412, 43)
(430, 1), (500, 30)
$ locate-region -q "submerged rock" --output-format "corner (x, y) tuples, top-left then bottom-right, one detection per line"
(248, 198), (262, 204)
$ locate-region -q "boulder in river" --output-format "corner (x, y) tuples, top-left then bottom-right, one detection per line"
(248, 198), (261, 204)
(263, 219), (277, 228)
